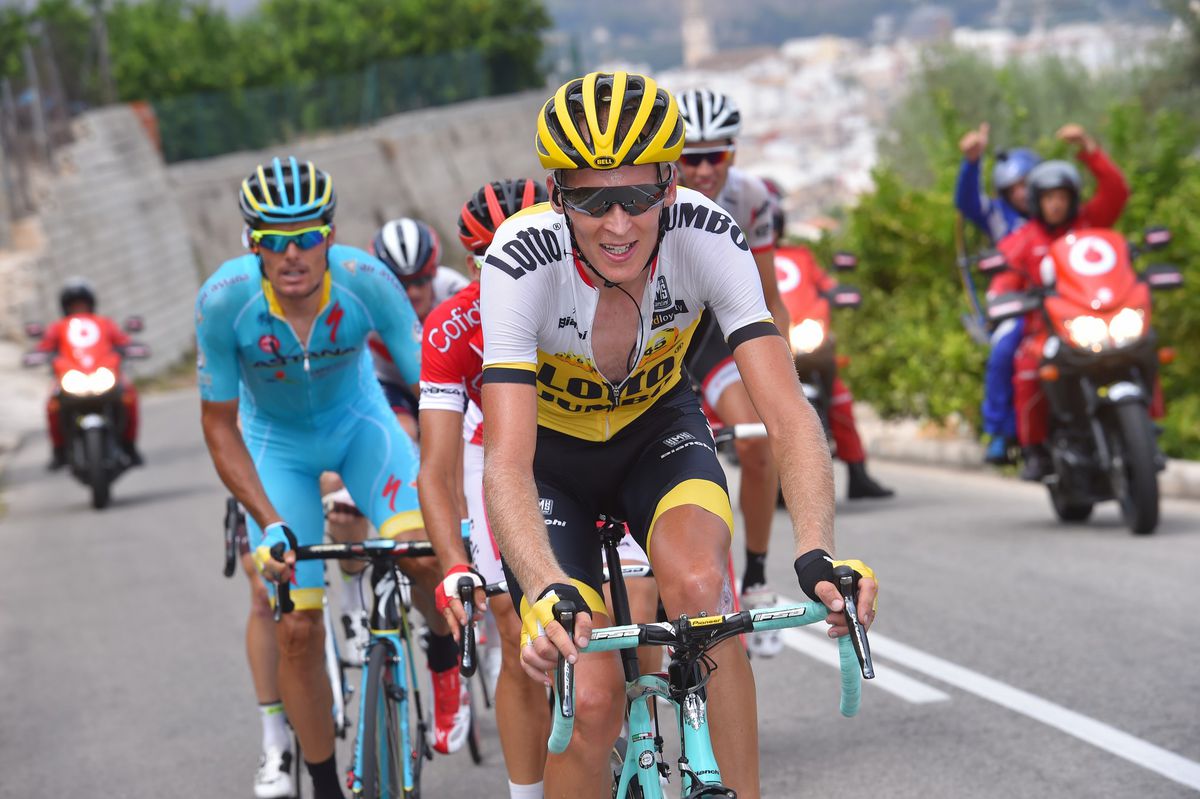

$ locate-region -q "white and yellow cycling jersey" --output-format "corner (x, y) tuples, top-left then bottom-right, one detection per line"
(480, 187), (775, 442)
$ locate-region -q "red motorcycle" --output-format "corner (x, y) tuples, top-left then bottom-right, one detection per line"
(775, 246), (862, 444)
(982, 227), (1181, 534)
(23, 315), (149, 509)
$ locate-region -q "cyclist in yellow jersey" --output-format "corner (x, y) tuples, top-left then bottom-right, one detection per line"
(479, 72), (877, 798)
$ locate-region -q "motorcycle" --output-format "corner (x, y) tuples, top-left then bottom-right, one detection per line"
(980, 227), (1181, 535)
(22, 315), (150, 509)
(776, 247), (862, 447)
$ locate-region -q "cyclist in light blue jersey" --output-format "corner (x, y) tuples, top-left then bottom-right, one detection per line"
(196, 157), (445, 799)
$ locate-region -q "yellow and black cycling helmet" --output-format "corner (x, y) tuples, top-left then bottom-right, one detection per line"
(239, 156), (337, 227)
(536, 71), (685, 171)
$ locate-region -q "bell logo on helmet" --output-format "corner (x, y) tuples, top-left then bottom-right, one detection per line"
(594, 156), (616, 167)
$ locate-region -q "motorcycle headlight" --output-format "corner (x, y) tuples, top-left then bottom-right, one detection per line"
(1065, 315), (1109, 352)
(789, 318), (826, 354)
(61, 367), (116, 396)
(1107, 308), (1145, 348)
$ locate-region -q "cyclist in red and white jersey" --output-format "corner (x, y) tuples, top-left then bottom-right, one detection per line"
(673, 87), (788, 657)
(320, 215), (471, 749)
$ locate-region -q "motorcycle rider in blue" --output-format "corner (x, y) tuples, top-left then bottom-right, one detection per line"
(196, 157), (443, 799)
(954, 123), (1040, 464)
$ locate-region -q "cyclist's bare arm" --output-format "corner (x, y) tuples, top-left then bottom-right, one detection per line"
(417, 407), (479, 625)
(201, 398), (282, 532)
(730, 333), (879, 624)
(753, 246), (790, 335)
(481, 381), (594, 667)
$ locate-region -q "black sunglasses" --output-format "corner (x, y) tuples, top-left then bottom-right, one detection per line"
(557, 181), (670, 218)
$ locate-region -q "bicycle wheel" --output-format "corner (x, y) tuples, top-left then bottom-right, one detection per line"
(360, 643), (404, 798)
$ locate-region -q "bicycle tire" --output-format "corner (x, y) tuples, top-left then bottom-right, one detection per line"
(360, 643), (404, 798)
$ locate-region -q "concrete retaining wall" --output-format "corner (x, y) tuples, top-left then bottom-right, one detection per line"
(168, 91), (546, 280)
(34, 107), (200, 377)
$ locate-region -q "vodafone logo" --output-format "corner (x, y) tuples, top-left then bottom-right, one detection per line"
(1067, 236), (1117, 277)
(774, 255), (802, 294)
(66, 317), (101, 349)
(427, 300), (481, 354)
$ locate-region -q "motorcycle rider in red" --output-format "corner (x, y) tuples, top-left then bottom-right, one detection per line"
(993, 125), (1130, 480)
(39, 278), (143, 470)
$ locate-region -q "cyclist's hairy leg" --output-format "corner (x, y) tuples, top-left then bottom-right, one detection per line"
(650, 504), (761, 798)
(492, 593), (549, 785)
(276, 609), (337, 762)
(242, 552), (280, 703)
(715, 382), (778, 566)
(543, 614), (624, 799)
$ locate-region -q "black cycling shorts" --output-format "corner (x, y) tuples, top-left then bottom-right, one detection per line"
(683, 310), (744, 413)
(501, 381), (733, 615)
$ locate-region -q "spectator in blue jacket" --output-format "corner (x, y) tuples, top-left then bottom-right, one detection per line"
(954, 122), (1040, 464)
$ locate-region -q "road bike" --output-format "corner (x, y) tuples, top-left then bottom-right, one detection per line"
(272, 535), (436, 798)
(545, 519), (873, 798)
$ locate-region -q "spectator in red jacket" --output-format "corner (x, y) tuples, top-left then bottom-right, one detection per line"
(995, 125), (1129, 480)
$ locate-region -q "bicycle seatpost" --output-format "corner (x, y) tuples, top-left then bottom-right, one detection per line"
(458, 577), (478, 678)
(598, 518), (640, 682)
(553, 601), (576, 720)
(833, 564), (874, 679)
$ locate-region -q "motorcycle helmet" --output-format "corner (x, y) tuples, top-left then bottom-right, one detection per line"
(60, 277), (96, 315)
(992, 147), (1041, 192)
(1026, 160), (1082, 227)
(373, 218), (441, 286)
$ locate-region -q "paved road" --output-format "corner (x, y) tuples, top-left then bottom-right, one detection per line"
(2, 389), (1198, 797)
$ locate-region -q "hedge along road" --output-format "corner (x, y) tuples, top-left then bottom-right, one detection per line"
(0, 388), (1198, 798)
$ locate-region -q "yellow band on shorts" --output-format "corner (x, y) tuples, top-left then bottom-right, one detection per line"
(268, 587), (324, 612)
(379, 509), (424, 540)
(646, 478), (734, 554)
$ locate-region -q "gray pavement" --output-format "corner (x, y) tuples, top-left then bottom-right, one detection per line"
(2, 388), (1199, 797)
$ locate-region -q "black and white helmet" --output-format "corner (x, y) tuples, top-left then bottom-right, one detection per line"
(372, 218), (441, 285)
(676, 89), (742, 143)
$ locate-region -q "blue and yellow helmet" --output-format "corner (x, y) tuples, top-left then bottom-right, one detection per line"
(239, 156), (337, 226)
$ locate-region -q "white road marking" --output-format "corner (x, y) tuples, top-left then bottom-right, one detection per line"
(778, 594), (1200, 792)
(781, 627), (950, 704)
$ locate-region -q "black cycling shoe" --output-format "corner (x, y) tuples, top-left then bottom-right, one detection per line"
(1019, 445), (1052, 482)
(47, 446), (67, 471)
(846, 461), (895, 499)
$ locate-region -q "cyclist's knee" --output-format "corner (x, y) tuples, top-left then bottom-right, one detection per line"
(657, 560), (727, 617)
(276, 610), (324, 660)
(572, 667), (624, 741)
(734, 436), (773, 474)
(319, 471), (344, 495)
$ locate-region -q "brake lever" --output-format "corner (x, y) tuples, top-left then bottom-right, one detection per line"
(833, 564), (874, 679)
(458, 577), (478, 678)
(554, 601), (576, 719)
(269, 542), (294, 621)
